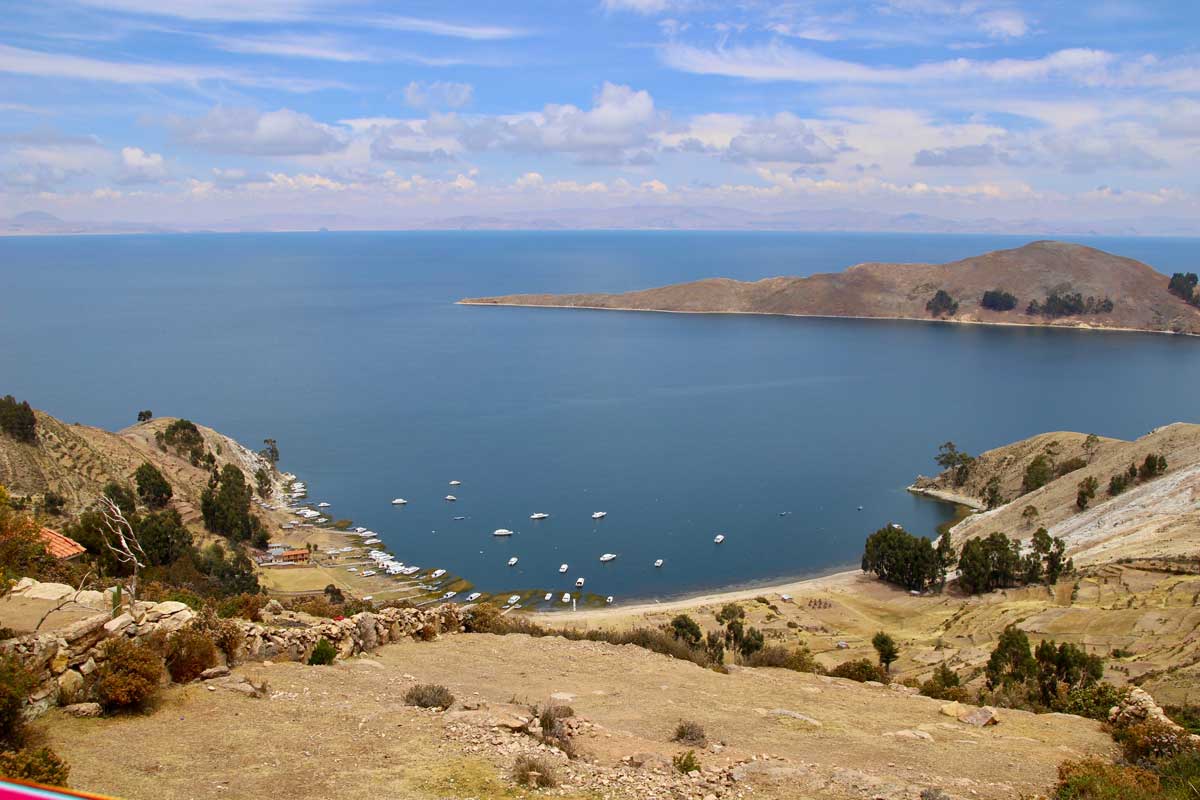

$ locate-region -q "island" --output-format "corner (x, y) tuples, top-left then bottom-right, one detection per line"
(460, 240), (1200, 336)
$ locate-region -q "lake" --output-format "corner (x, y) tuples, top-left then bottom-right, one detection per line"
(2, 231), (1198, 603)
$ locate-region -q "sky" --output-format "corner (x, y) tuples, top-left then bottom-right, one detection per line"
(1, 0), (1198, 227)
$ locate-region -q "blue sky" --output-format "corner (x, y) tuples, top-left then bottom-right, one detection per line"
(1, 0), (1197, 225)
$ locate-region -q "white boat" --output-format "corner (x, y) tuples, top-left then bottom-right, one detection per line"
(445, 495), (457, 502)
(391, 498), (407, 505)
(362, 538), (381, 545)
(347, 567), (358, 572)
(558, 563), (568, 573)
(354, 527), (368, 533)
(599, 553), (617, 562)
(360, 570), (376, 577)
(575, 577), (585, 588)
(430, 569), (446, 579)
(317, 502), (330, 508)
(780, 594), (793, 602)
(493, 528), (513, 537)
(449, 480), (461, 486)
(591, 511), (607, 520)
(561, 593), (571, 603)
(465, 592), (482, 602)
(654, 559), (664, 568)
(507, 557), (519, 566)
(713, 534), (725, 544)
(401, 566), (419, 575)
(605, 596), (614, 604)
(544, 592), (553, 601)
(529, 512), (549, 520)
(441, 591), (457, 600)
(506, 594), (520, 605)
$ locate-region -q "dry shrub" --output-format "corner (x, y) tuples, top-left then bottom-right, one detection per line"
(217, 593), (267, 622)
(0, 654), (35, 748)
(514, 754), (558, 788)
(464, 604), (505, 633)
(191, 605), (243, 662)
(165, 627), (217, 683)
(538, 703), (574, 732)
(1053, 757), (1160, 800)
(0, 746), (71, 787)
(673, 720), (707, 747)
(746, 644), (820, 673)
(285, 596), (339, 618)
(404, 683), (454, 709)
(95, 638), (162, 712)
(1112, 719), (1198, 766)
(828, 658), (887, 683)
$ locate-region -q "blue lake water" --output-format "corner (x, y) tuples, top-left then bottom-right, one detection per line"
(2, 231), (1199, 603)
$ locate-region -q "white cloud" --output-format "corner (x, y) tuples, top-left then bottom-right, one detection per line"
(117, 146), (168, 184)
(366, 15), (529, 40)
(69, 0), (328, 21)
(978, 10), (1029, 38)
(725, 113), (838, 164)
(207, 33), (372, 62)
(169, 107), (348, 156)
(0, 44), (343, 92)
(601, 0), (689, 14)
(404, 81), (474, 109)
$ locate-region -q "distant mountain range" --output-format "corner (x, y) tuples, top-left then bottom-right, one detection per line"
(3, 206), (1198, 237)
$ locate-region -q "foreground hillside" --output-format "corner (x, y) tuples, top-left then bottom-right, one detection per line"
(37, 632), (1113, 800)
(461, 241), (1200, 335)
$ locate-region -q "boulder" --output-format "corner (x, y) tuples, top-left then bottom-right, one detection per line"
(769, 708), (823, 727)
(73, 590), (107, 611)
(629, 752), (672, 772)
(887, 729), (934, 742)
(145, 601), (190, 621)
(200, 666), (230, 680)
(264, 599), (283, 614)
(10, 577), (35, 595)
(444, 702), (533, 731)
(103, 613), (134, 635)
(56, 669), (84, 704)
(61, 702), (102, 718)
(940, 702), (964, 718)
(50, 650), (69, 675)
(24, 582), (76, 601)
(959, 706), (1000, 727)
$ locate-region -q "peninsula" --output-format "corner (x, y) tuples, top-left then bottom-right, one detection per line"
(461, 240), (1200, 336)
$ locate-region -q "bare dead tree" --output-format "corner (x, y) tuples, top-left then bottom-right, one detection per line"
(97, 495), (147, 608)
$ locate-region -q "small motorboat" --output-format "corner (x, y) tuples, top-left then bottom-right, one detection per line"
(575, 577), (585, 588)
(452, 516), (466, 521)
(544, 592), (553, 601)
(360, 570), (376, 577)
(317, 502), (331, 508)
(599, 553), (617, 562)
(561, 593), (571, 603)
(465, 592), (482, 602)
(441, 591), (457, 600)
(430, 569), (446, 579)
(780, 594), (793, 602)
(493, 528), (513, 537)
(605, 596), (614, 604)
(362, 595), (373, 602)
(449, 480), (461, 486)
(591, 511), (607, 520)
(857, 505), (863, 511)
(507, 557), (519, 566)
(506, 594), (520, 605)
(392, 498), (407, 505)
(347, 567), (358, 572)
(559, 563), (568, 573)
(530, 512), (549, 520)
(654, 558), (664, 568)
(713, 534), (726, 544)
(445, 495), (457, 502)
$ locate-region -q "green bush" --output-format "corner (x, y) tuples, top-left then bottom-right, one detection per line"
(514, 754), (558, 788)
(1164, 705), (1200, 735)
(217, 593), (267, 622)
(920, 663), (967, 701)
(307, 639), (337, 666)
(1058, 683), (1127, 721)
(0, 654), (36, 748)
(404, 683), (454, 709)
(828, 658), (887, 683)
(134, 462), (173, 509)
(745, 644), (820, 673)
(670, 614), (703, 646)
(0, 746), (70, 787)
(95, 638), (162, 712)
(1113, 720), (1197, 767)
(672, 750), (700, 774)
(165, 628), (217, 683)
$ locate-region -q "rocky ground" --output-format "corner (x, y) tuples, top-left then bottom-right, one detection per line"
(36, 631), (1115, 800)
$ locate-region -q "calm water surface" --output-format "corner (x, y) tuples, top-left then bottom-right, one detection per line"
(2, 231), (1198, 602)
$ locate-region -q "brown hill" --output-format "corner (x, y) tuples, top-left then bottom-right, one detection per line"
(462, 240), (1200, 335)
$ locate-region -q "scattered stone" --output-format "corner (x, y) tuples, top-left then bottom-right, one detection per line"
(103, 613), (134, 635)
(61, 702), (101, 718)
(200, 666), (231, 680)
(959, 707), (1000, 727)
(886, 729), (934, 742)
(940, 702), (964, 718)
(56, 669), (84, 703)
(769, 709), (822, 727)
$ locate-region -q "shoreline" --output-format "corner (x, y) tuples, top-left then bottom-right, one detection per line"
(457, 300), (1199, 339)
(905, 484), (986, 510)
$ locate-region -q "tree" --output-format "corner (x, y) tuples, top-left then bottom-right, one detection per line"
(670, 614), (702, 646)
(259, 439), (280, 465)
(254, 467), (271, 499)
(981, 289), (1018, 311)
(1022, 455), (1054, 493)
(1108, 473), (1128, 496)
(1168, 272), (1199, 303)
(1138, 453), (1167, 480)
(1034, 640), (1102, 705)
(1021, 505), (1039, 527)
(200, 464), (259, 541)
(135, 509), (191, 567)
(136, 410), (153, 423)
(95, 495), (148, 605)
(716, 603), (744, 624)
(935, 529), (956, 588)
(0, 396), (36, 444)
(134, 462), (172, 509)
(102, 482), (137, 518)
(986, 625), (1035, 688)
(323, 584), (345, 604)
(1076, 475), (1099, 510)
(861, 525), (941, 592)
(926, 289), (959, 318)
(872, 631), (899, 673)
(738, 626), (764, 658)
(957, 532), (1023, 594)
(983, 476), (1004, 509)
(161, 419), (206, 465)
(935, 441), (974, 486)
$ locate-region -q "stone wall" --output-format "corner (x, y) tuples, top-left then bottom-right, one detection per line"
(2, 579), (464, 717)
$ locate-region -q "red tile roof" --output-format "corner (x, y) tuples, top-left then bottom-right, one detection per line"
(39, 527), (86, 560)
